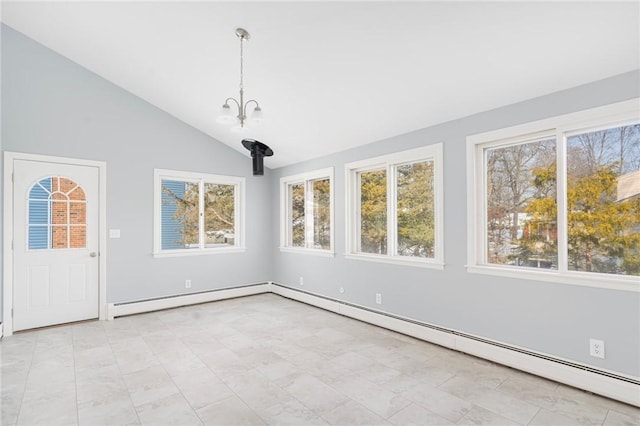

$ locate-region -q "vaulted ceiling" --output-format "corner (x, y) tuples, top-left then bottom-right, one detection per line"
(2, 1), (638, 168)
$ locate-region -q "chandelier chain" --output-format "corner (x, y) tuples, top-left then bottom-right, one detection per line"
(239, 34), (244, 91)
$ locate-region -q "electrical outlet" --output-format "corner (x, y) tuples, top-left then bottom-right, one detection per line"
(375, 293), (382, 304)
(299, 276), (304, 286)
(185, 279), (192, 289)
(589, 338), (605, 359)
(339, 287), (345, 294)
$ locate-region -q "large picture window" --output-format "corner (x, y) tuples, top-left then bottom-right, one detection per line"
(346, 144), (444, 268)
(280, 168), (333, 255)
(154, 169), (245, 256)
(467, 99), (640, 289)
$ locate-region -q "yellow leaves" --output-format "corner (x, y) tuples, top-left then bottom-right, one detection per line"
(564, 166), (640, 274)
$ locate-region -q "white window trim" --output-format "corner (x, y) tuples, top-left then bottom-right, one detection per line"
(279, 167), (335, 256)
(345, 144), (444, 269)
(466, 98), (640, 291)
(153, 168), (245, 258)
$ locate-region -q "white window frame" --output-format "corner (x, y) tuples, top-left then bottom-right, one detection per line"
(345, 144), (444, 269)
(153, 169), (245, 258)
(466, 98), (640, 291)
(279, 167), (335, 257)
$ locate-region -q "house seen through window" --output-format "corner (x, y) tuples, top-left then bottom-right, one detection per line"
(27, 176), (87, 250)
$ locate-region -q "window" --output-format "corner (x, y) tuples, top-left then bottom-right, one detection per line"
(154, 169), (245, 257)
(485, 138), (558, 268)
(27, 176), (87, 250)
(467, 99), (640, 289)
(280, 168), (334, 255)
(345, 144), (444, 268)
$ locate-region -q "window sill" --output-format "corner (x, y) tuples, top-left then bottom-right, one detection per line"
(345, 253), (445, 270)
(153, 247), (246, 258)
(466, 264), (640, 292)
(279, 247), (335, 258)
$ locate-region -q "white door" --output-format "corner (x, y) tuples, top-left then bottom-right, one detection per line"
(13, 159), (99, 331)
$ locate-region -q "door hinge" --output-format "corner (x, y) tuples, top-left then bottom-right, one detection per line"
(11, 309), (13, 318)
(11, 172), (14, 183)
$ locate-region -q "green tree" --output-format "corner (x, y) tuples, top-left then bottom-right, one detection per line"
(358, 162), (435, 257)
(397, 161), (435, 257)
(313, 179), (331, 249)
(204, 183), (235, 245)
(290, 183), (305, 246)
(485, 140), (556, 264)
(518, 164), (640, 275)
(512, 163), (557, 268)
(567, 166), (640, 274)
(360, 169), (387, 254)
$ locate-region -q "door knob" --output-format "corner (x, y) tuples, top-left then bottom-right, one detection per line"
(90, 252), (97, 258)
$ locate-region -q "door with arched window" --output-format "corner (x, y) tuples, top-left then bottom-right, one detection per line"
(12, 160), (99, 331)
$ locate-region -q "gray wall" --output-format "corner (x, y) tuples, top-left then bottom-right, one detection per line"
(269, 70), (640, 378)
(1, 25), (273, 307)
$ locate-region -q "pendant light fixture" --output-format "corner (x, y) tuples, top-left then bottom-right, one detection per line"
(217, 28), (263, 132)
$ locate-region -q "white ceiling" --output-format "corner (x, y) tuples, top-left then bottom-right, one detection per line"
(2, 1), (638, 168)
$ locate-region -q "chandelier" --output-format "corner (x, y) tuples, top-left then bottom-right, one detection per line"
(217, 28), (263, 131)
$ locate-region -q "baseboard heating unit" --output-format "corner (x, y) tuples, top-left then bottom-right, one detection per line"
(107, 282), (270, 319)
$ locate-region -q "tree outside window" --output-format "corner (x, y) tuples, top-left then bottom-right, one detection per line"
(347, 144), (444, 267)
(359, 169), (387, 254)
(281, 169), (333, 252)
(483, 124), (640, 276)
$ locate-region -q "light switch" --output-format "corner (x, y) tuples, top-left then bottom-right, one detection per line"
(109, 229), (121, 238)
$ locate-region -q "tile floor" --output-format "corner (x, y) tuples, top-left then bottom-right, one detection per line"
(1, 293), (638, 426)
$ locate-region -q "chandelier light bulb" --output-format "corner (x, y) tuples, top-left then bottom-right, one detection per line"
(217, 103), (236, 124)
(249, 105), (264, 125)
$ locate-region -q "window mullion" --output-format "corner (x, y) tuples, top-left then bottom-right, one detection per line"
(198, 180), (205, 249)
(387, 164), (396, 257)
(47, 199), (52, 249)
(355, 172), (362, 253)
(556, 130), (568, 273)
(479, 147), (488, 265)
(66, 199), (70, 249)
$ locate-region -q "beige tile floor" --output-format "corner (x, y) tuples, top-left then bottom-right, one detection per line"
(1, 293), (638, 426)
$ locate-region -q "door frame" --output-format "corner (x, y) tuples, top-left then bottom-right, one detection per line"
(3, 151), (107, 336)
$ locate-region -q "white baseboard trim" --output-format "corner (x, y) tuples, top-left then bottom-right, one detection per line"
(270, 283), (640, 408)
(107, 283), (270, 320)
